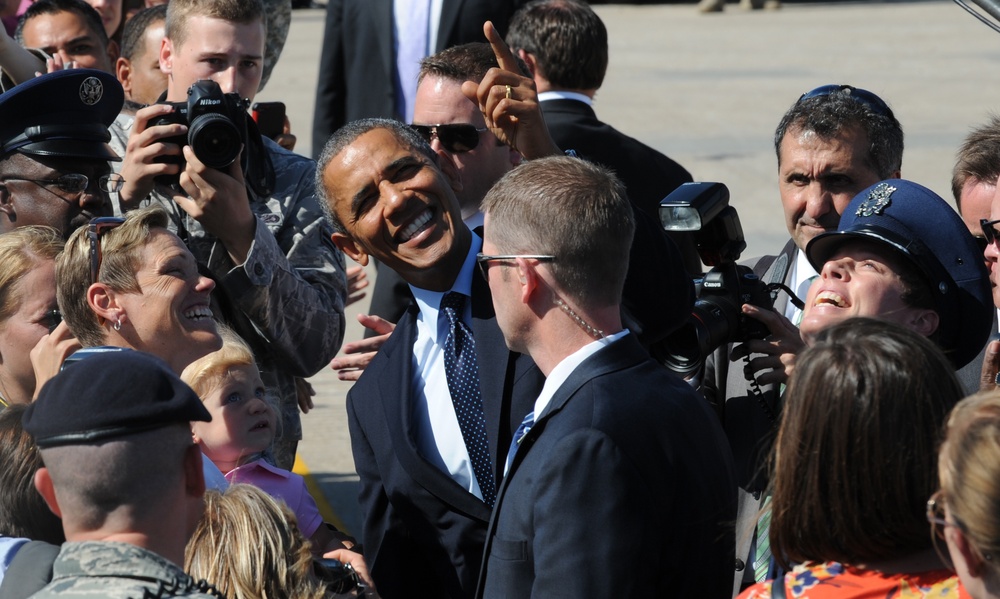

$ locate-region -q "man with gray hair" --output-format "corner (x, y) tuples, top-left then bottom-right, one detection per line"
(703, 84), (903, 593)
(476, 155), (736, 599)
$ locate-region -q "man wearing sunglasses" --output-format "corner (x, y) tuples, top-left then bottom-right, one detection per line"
(950, 117), (1000, 393)
(0, 68), (121, 237)
(698, 84), (904, 595)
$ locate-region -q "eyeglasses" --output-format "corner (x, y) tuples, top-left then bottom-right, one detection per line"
(798, 84), (895, 119)
(927, 490), (956, 567)
(1, 173), (125, 197)
(981, 218), (1000, 247)
(476, 253), (556, 282)
(88, 216), (125, 284)
(410, 124), (489, 153)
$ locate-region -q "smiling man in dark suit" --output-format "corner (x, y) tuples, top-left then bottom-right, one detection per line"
(475, 155), (736, 599)
(316, 117), (543, 599)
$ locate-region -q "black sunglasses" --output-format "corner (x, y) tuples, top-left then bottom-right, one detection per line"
(88, 216), (125, 284)
(410, 123), (489, 153)
(798, 84), (895, 119)
(981, 218), (1000, 248)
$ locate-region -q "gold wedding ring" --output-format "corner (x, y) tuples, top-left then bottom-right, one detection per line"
(505, 84), (512, 100)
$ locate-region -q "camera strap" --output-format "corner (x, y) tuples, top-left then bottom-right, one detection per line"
(242, 115), (275, 199)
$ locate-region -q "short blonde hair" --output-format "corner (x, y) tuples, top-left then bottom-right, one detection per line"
(181, 325), (256, 399)
(56, 205), (170, 347)
(0, 226), (62, 323)
(939, 390), (1000, 572)
(185, 484), (328, 599)
(165, 0), (265, 51)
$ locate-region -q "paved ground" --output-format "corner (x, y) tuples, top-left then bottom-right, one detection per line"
(256, 0), (1000, 536)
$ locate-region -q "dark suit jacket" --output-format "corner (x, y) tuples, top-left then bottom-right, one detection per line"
(477, 334), (737, 599)
(956, 310), (999, 395)
(311, 0), (528, 158)
(347, 272), (542, 599)
(540, 98), (701, 275)
(701, 239), (795, 595)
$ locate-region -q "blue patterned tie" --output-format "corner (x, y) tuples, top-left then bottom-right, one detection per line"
(505, 411), (535, 475)
(440, 292), (495, 506)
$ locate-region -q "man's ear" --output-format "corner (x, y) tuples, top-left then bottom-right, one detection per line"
(516, 258), (539, 305)
(34, 468), (62, 518)
(908, 309), (939, 339)
(106, 40), (120, 64)
(517, 49), (538, 79)
(0, 182), (13, 222)
(159, 36), (173, 76)
(331, 232), (369, 267)
(115, 57), (133, 96)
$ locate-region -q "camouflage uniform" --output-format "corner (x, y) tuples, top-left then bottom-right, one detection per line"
(260, 0), (292, 91)
(109, 128), (347, 469)
(30, 541), (222, 598)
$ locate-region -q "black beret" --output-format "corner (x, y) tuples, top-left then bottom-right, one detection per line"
(0, 68), (123, 161)
(23, 349), (211, 449)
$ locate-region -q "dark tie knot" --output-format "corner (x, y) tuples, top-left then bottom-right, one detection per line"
(441, 291), (465, 317)
(441, 291), (467, 319)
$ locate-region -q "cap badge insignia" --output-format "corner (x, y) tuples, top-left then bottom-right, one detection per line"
(856, 182), (896, 217)
(79, 77), (103, 106)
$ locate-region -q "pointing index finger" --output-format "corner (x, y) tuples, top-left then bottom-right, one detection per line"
(484, 20), (518, 73)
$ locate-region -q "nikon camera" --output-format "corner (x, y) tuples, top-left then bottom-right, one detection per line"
(151, 80), (249, 187)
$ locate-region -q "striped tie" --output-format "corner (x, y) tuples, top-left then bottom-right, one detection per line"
(753, 496), (773, 583)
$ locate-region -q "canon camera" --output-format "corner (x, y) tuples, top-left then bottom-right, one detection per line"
(656, 182), (791, 376)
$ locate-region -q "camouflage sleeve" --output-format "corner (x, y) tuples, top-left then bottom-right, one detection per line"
(259, 0), (291, 91)
(214, 148), (347, 378)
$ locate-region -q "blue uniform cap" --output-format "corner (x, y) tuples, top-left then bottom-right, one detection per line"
(0, 69), (122, 161)
(805, 179), (992, 368)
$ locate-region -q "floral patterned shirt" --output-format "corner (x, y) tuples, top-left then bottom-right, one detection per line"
(737, 561), (970, 599)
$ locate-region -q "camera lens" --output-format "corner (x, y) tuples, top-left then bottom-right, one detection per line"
(188, 113), (241, 169)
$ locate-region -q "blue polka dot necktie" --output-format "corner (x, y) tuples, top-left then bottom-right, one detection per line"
(440, 291), (495, 506)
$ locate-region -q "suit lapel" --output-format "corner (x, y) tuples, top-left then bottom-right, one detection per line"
(372, 0), (394, 86)
(376, 302), (492, 521)
(470, 271), (512, 485)
(495, 335), (645, 499)
(436, 0), (463, 51)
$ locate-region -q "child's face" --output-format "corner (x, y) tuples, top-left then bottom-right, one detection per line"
(191, 364), (276, 468)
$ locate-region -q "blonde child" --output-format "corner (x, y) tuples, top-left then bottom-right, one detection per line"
(182, 328), (347, 556)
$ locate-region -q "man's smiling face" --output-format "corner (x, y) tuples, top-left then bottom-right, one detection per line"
(324, 127), (469, 291)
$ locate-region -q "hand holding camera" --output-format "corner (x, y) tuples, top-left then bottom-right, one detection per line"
(120, 80), (257, 263)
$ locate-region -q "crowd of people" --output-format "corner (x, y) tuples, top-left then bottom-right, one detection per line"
(0, 0), (999, 598)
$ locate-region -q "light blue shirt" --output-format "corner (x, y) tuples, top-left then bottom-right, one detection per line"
(0, 537), (29, 585)
(410, 233), (485, 500)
